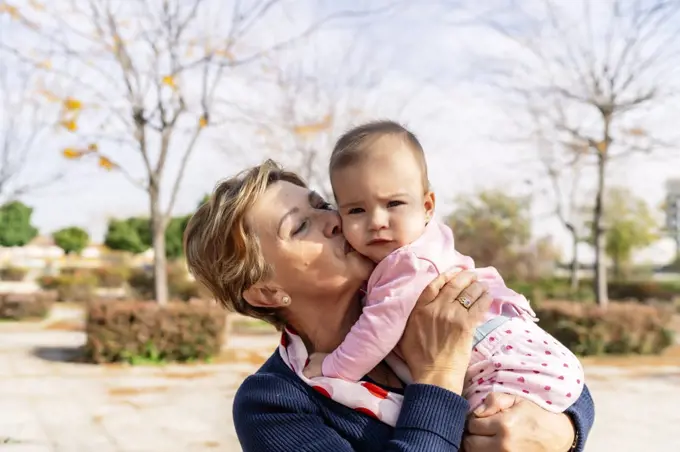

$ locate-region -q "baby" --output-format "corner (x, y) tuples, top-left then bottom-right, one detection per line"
(303, 120), (584, 414)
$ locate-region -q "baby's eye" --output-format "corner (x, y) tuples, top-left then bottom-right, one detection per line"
(348, 207), (365, 215)
(387, 200), (405, 208)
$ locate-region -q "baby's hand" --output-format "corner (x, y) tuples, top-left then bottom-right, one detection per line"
(303, 352), (328, 379)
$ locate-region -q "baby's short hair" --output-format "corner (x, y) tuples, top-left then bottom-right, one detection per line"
(329, 120), (429, 191)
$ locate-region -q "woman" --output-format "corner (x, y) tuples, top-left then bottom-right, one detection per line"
(184, 160), (594, 451)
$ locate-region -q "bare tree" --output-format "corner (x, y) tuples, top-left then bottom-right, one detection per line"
(0, 47), (63, 203)
(241, 32), (437, 201)
(479, 0), (680, 307)
(529, 105), (590, 295)
(3, 0), (392, 304)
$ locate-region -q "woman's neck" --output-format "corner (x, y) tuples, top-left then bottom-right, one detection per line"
(285, 288), (403, 388)
(287, 291), (363, 354)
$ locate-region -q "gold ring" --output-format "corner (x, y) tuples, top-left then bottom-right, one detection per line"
(458, 295), (472, 309)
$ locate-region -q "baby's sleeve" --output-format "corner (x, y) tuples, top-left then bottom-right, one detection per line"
(321, 252), (438, 382)
(464, 317), (585, 413)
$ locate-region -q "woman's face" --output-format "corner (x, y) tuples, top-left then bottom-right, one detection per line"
(245, 181), (373, 303)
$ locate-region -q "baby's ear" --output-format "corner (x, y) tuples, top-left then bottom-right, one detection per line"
(424, 191), (436, 219)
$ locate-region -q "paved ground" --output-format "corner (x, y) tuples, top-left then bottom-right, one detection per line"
(0, 330), (272, 452)
(0, 327), (677, 451)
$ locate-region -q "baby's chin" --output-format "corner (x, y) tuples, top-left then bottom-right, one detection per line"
(361, 243), (404, 265)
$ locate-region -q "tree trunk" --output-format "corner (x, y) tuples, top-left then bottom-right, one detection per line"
(613, 256), (621, 279)
(149, 183), (169, 305)
(567, 225), (579, 296)
(593, 152), (609, 308)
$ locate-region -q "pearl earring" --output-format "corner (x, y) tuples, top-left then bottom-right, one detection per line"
(282, 296), (290, 305)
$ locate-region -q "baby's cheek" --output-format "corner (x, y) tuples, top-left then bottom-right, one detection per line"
(341, 219), (364, 247)
(396, 217), (427, 245)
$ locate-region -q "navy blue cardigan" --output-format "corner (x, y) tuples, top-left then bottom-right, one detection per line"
(233, 352), (594, 451)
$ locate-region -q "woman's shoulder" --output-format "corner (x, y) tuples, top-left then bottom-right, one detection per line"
(234, 351), (316, 412)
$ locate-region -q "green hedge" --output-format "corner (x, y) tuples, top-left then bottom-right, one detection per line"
(536, 300), (674, 356)
(0, 291), (57, 320)
(508, 278), (680, 304)
(84, 299), (226, 364)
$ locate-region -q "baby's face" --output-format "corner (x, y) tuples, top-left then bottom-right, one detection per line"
(331, 139), (434, 263)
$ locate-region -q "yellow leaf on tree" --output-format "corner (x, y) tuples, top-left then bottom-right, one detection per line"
(28, 0), (44, 11)
(87, 143), (98, 151)
(60, 119), (78, 132)
(62, 148), (83, 159)
(626, 127), (646, 137)
(215, 48), (235, 61)
(198, 115), (208, 128)
(63, 97), (82, 111)
(38, 60), (52, 69)
(0, 2), (20, 19)
(98, 156), (117, 170)
(162, 75), (176, 88)
(37, 89), (60, 103)
(185, 39), (196, 57)
(292, 114), (333, 136)
(596, 141), (607, 153)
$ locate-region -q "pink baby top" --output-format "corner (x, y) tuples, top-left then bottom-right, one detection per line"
(320, 219), (584, 414)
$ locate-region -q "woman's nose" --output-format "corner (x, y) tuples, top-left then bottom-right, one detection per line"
(321, 210), (342, 237)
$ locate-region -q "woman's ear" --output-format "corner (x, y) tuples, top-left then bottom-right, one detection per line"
(243, 283), (291, 309)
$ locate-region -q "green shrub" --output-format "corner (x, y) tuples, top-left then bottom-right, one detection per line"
(93, 266), (129, 288)
(508, 277), (680, 303)
(37, 270), (97, 302)
(0, 266), (28, 282)
(84, 299), (226, 364)
(0, 291), (56, 320)
(127, 263), (202, 301)
(536, 300), (674, 356)
(607, 280), (680, 301)
(508, 278), (594, 304)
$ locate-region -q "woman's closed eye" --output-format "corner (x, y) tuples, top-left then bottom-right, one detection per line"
(292, 219), (309, 236)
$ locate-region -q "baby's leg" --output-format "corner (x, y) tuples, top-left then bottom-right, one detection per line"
(464, 316), (585, 413)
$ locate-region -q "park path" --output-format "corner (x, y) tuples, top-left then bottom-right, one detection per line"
(0, 326), (678, 451)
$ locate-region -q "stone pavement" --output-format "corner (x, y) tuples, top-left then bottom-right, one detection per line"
(0, 328), (678, 451)
(0, 330), (273, 452)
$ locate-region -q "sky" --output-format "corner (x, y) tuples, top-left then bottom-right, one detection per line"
(2, 0), (679, 265)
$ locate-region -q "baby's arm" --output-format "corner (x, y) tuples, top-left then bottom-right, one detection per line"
(464, 317), (585, 413)
(320, 252), (438, 382)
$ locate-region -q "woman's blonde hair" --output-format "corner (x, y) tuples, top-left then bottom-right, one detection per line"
(183, 159), (306, 330)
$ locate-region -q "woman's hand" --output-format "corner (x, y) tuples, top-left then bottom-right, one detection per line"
(398, 270), (493, 394)
(464, 393), (575, 452)
(303, 352), (328, 379)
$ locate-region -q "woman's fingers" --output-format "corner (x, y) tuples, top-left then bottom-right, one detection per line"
(416, 268), (465, 306)
(435, 271), (478, 303)
(449, 280), (486, 306)
(468, 289), (494, 319)
(466, 414), (503, 436)
(462, 433), (499, 452)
